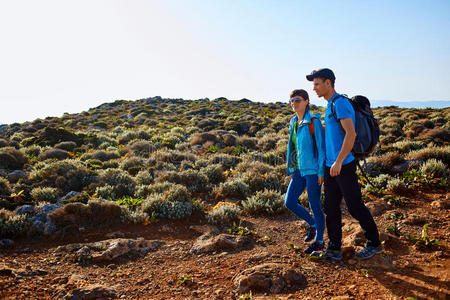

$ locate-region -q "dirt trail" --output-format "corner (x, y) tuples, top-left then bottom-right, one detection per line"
(0, 191), (449, 299)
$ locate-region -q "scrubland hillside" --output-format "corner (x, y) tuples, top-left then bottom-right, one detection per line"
(0, 97), (448, 299)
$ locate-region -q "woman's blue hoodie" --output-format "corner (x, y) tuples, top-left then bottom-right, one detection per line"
(286, 109), (325, 177)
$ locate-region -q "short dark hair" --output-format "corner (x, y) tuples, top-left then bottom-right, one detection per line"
(290, 89), (310, 110)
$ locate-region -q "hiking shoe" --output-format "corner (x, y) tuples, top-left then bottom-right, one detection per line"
(304, 226), (316, 242)
(304, 241), (324, 255)
(355, 245), (382, 260)
(324, 248), (343, 261)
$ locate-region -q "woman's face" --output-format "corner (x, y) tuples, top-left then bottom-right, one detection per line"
(290, 96), (309, 113)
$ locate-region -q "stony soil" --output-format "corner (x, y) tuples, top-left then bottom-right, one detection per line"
(0, 190), (449, 300)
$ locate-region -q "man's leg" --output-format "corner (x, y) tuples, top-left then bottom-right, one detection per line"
(336, 161), (381, 247)
(324, 166), (343, 250)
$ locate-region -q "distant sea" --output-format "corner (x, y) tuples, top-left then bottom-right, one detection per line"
(370, 100), (449, 109)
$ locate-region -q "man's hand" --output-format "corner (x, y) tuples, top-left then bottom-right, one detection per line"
(318, 176), (324, 185)
(330, 161), (342, 177)
(289, 175), (293, 182)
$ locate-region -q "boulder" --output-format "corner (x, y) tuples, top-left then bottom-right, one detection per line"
(59, 191), (81, 203)
(403, 214), (428, 226)
(358, 254), (396, 271)
(431, 200), (450, 209)
(66, 238), (164, 263)
(190, 233), (250, 254)
(233, 263), (306, 294)
(17, 204), (35, 215)
(7, 170), (26, 183)
(63, 284), (116, 300)
(366, 201), (390, 216)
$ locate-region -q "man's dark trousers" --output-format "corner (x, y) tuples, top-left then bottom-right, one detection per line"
(324, 160), (380, 250)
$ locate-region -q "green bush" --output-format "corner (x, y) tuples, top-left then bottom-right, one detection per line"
(48, 200), (124, 228)
(420, 159), (447, 178)
(96, 168), (135, 199)
(0, 212), (32, 238)
(207, 202), (241, 225)
(0, 147), (28, 169)
(135, 170), (154, 185)
(0, 177), (11, 198)
(391, 141), (425, 154)
(135, 182), (174, 198)
(30, 187), (61, 203)
(28, 160), (95, 193)
(407, 146), (450, 165)
(199, 164), (225, 184)
(386, 178), (409, 194)
(241, 189), (285, 215)
(214, 178), (249, 200)
(120, 156), (145, 175)
(142, 186), (201, 220)
(156, 170), (209, 193)
(38, 148), (70, 160)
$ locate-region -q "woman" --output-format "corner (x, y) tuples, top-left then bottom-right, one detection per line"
(285, 89), (326, 254)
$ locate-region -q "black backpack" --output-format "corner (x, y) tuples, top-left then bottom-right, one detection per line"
(331, 94), (380, 159)
(331, 95), (380, 186)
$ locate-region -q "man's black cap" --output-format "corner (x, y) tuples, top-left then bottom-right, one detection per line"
(306, 68), (336, 81)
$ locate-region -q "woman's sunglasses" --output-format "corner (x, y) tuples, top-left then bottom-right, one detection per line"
(290, 97), (307, 103)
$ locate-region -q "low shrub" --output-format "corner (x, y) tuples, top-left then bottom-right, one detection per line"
(96, 168), (135, 199)
(135, 170), (154, 185)
(0, 147), (28, 169)
(30, 187), (61, 203)
(241, 189), (285, 215)
(120, 156), (145, 175)
(214, 178), (249, 200)
(189, 132), (218, 146)
(207, 202), (241, 225)
(23, 145), (43, 157)
(0, 213), (32, 238)
(135, 182), (175, 198)
(129, 141), (156, 157)
(80, 150), (120, 162)
(48, 200), (124, 228)
(142, 191), (202, 220)
(54, 141), (77, 151)
(28, 160), (96, 193)
(199, 164), (225, 184)
(156, 170), (208, 193)
(38, 148), (70, 160)
(420, 159), (447, 178)
(366, 152), (403, 175)
(257, 134), (279, 151)
(407, 146), (450, 166)
(210, 153), (241, 169)
(0, 177), (11, 198)
(391, 141), (425, 154)
(386, 178), (409, 194)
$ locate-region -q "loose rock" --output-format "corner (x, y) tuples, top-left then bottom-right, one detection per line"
(233, 263), (306, 294)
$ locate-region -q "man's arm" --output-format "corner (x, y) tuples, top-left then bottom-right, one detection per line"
(329, 118), (356, 177)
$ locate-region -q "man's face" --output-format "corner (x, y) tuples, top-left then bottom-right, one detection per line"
(313, 78), (330, 98)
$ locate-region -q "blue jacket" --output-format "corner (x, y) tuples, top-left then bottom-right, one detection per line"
(286, 110), (325, 177)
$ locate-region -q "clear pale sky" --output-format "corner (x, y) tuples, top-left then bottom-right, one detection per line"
(1, 0), (449, 124)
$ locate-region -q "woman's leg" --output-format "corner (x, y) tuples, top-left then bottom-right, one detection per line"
(284, 170), (315, 226)
(305, 174), (325, 242)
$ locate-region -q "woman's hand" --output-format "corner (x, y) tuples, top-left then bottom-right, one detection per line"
(318, 176), (324, 185)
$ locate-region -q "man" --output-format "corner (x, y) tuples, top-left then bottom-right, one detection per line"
(306, 68), (382, 260)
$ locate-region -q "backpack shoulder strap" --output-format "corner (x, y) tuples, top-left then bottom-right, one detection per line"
(308, 117), (316, 135)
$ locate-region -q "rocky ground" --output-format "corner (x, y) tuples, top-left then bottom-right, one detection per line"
(0, 190), (448, 300)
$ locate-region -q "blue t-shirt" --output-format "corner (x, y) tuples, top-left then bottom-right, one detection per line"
(324, 93), (355, 167)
